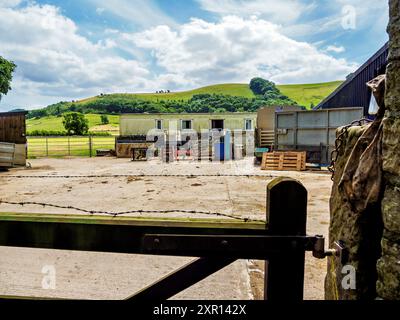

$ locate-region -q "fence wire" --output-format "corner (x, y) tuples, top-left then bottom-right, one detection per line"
(1, 173), (277, 179)
(0, 200), (266, 223)
(0, 173), (275, 223)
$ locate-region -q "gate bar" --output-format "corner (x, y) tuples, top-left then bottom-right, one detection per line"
(128, 257), (236, 300)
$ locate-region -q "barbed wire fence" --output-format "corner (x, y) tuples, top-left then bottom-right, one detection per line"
(1, 173), (277, 179)
(0, 199), (265, 223)
(0, 173), (276, 223)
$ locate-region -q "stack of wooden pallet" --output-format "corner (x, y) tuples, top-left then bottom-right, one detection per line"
(261, 151), (306, 171)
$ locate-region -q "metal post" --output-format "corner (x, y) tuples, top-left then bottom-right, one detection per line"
(264, 177), (307, 301)
(89, 136), (92, 158)
(326, 110), (330, 165)
(68, 137), (71, 156)
(294, 112), (298, 150)
(45, 137), (49, 157)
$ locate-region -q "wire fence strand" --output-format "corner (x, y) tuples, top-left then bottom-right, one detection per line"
(0, 200), (266, 223)
(0, 173), (277, 179)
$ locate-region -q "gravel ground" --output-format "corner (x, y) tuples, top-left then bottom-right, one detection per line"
(0, 157), (331, 300)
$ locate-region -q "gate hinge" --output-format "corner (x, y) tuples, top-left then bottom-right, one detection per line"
(312, 235), (348, 263)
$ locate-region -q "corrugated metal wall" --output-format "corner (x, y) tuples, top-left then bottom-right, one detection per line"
(317, 43), (389, 115)
(0, 112), (27, 144)
(275, 107), (364, 164)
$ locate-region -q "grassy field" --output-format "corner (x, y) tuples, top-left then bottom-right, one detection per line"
(278, 81), (342, 108)
(78, 81), (342, 108)
(26, 113), (120, 134)
(27, 136), (115, 158)
(79, 83), (256, 104)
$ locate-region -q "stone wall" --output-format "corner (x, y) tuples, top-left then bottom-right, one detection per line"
(326, 125), (383, 300)
(326, 0), (400, 300)
(376, 0), (400, 300)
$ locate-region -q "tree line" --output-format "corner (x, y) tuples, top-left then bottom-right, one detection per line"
(27, 78), (300, 119)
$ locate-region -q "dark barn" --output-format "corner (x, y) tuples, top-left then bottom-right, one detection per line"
(0, 111), (28, 166)
(316, 42), (389, 115)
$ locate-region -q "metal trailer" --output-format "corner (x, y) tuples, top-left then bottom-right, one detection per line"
(0, 142), (15, 168)
(274, 107), (364, 165)
(0, 111), (28, 166)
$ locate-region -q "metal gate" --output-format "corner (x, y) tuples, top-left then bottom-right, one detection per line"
(0, 177), (329, 300)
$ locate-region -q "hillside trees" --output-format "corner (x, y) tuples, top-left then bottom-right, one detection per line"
(62, 112), (89, 135)
(249, 77), (297, 106)
(28, 78), (300, 119)
(100, 114), (109, 124)
(0, 56), (16, 101)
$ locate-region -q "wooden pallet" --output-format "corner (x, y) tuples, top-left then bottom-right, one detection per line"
(261, 151), (306, 171)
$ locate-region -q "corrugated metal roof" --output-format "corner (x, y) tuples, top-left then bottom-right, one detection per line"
(316, 42), (389, 115)
(0, 110), (28, 117)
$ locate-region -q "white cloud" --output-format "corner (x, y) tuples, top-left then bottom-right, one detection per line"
(87, 0), (177, 29)
(95, 7), (105, 15)
(0, 3), (151, 109)
(0, 0), (22, 8)
(284, 0), (388, 38)
(0, 3), (360, 111)
(325, 45), (345, 53)
(133, 16), (357, 87)
(196, 0), (314, 24)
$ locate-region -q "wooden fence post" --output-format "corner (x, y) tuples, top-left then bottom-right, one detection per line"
(264, 177), (308, 301)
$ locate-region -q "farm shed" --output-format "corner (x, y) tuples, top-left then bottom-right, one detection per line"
(117, 113), (257, 159)
(274, 107), (364, 165)
(316, 42), (389, 115)
(120, 112), (257, 136)
(256, 106), (302, 148)
(0, 111), (28, 166)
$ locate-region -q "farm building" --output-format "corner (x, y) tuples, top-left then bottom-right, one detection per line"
(117, 112), (258, 159)
(120, 112), (257, 135)
(316, 42), (389, 115)
(0, 110), (28, 167)
(256, 106), (302, 148)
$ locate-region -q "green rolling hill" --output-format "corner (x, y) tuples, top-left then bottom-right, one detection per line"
(26, 81), (342, 134)
(78, 81), (342, 108)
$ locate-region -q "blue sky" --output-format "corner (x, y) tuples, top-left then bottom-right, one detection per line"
(0, 0), (389, 111)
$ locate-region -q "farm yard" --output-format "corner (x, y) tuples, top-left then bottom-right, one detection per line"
(0, 0), (397, 305)
(0, 157), (331, 300)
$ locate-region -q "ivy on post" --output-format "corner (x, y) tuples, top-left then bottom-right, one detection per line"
(264, 177), (308, 301)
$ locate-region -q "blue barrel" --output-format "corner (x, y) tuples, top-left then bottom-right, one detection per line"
(224, 133), (231, 161)
(214, 143), (224, 161)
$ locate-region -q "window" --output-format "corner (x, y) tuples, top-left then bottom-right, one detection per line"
(211, 119), (224, 130)
(155, 119), (163, 130)
(245, 119), (253, 131)
(181, 120), (193, 130)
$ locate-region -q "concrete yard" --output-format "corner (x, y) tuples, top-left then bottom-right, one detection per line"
(0, 157), (332, 300)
